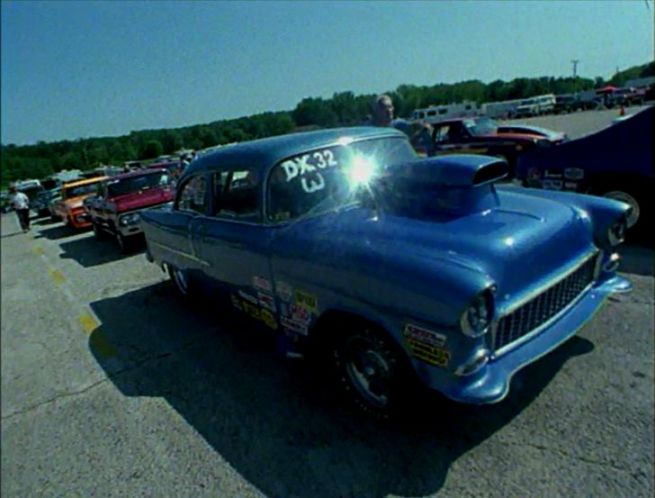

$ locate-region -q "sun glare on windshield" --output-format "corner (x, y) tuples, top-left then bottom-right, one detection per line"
(345, 154), (378, 189)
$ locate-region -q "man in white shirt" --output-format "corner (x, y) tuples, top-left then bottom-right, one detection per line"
(10, 186), (31, 232)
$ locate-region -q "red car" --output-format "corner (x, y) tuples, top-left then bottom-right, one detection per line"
(85, 168), (174, 252)
(430, 117), (566, 177)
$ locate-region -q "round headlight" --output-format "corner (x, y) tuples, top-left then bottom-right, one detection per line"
(608, 219), (627, 246)
(461, 292), (493, 338)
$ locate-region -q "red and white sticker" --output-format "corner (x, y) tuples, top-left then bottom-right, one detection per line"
(257, 292), (277, 312)
(253, 276), (272, 292)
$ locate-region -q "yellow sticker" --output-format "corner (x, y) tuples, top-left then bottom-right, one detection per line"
(294, 290), (317, 312)
(260, 309), (278, 330)
(242, 301), (261, 320)
(406, 339), (450, 367)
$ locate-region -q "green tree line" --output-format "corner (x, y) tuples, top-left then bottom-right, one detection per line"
(2, 61), (652, 188)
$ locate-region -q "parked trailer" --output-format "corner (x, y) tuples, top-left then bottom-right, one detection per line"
(480, 99), (522, 119)
(411, 101), (479, 124)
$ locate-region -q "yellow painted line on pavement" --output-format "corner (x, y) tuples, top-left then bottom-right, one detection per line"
(50, 269), (66, 285)
(32, 246), (44, 256)
(79, 313), (99, 334)
(79, 313), (117, 359)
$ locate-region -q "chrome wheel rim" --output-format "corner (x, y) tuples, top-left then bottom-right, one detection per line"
(172, 268), (188, 295)
(343, 336), (392, 408)
(603, 191), (640, 228)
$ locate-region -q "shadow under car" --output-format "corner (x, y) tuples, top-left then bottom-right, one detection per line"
(58, 233), (144, 267)
(88, 281), (594, 498)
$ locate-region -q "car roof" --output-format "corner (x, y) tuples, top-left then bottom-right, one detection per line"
(184, 127), (406, 176)
(62, 176), (109, 189)
(109, 168), (167, 181)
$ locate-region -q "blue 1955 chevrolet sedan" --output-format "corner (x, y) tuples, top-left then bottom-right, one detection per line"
(141, 127), (631, 419)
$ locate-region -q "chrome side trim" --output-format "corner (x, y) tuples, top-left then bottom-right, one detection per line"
(149, 241), (210, 267)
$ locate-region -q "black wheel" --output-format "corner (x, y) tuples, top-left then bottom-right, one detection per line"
(92, 222), (108, 241)
(332, 323), (414, 420)
(116, 232), (133, 253)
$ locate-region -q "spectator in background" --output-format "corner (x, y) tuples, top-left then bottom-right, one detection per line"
(10, 186), (30, 232)
(367, 94), (435, 156)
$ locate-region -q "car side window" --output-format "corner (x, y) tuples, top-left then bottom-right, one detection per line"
(434, 125), (450, 142)
(212, 169), (261, 222)
(176, 175), (208, 214)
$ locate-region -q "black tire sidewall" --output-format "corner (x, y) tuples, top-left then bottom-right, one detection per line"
(332, 323), (414, 420)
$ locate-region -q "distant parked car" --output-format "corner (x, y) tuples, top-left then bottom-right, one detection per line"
(31, 189), (59, 218)
(46, 187), (62, 221)
(430, 117), (566, 177)
(554, 94), (576, 114)
(141, 127), (632, 419)
(609, 87), (646, 107)
(85, 168), (174, 252)
(513, 98), (540, 118)
(497, 123), (568, 142)
(1, 191), (12, 213)
(52, 177), (108, 229)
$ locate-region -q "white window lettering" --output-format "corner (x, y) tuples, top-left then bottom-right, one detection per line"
(297, 154), (315, 176)
(301, 173), (325, 194)
(324, 149), (338, 167)
(313, 151), (327, 169)
(281, 160), (298, 182)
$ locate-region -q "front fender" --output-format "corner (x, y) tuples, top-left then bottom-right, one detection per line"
(499, 186), (630, 248)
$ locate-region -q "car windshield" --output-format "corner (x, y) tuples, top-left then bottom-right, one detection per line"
(106, 172), (170, 197)
(63, 183), (101, 199)
(267, 136), (415, 222)
(464, 118), (497, 136)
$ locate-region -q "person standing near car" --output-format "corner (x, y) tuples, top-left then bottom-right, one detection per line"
(9, 186), (30, 232)
(368, 94), (435, 156)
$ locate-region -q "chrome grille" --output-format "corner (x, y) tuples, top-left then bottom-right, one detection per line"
(493, 255), (597, 353)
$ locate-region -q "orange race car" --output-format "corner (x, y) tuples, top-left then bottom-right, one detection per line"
(53, 176), (108, 229)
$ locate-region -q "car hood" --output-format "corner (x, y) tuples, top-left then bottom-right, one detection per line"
(479, 132), (543, 142)
(289, 188), (592, 300)
(498, 126), (566, 142)
(110, 186), (174, 212)
(62, 195), (91, 210)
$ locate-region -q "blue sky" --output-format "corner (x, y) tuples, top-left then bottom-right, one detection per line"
(1, 0), (652, 145)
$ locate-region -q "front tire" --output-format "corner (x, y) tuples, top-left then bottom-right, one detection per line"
(116, 232), (133, 253)
(92, 222), (108, 241)
(332, 323), (414, 420)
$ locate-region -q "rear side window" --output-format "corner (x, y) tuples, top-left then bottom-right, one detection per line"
(176, 175), (207, 214)
(212, 169), (261, 222)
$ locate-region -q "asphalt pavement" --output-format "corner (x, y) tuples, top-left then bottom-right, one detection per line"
(1, 122), (654, 497)
(502, 104), (651, 139)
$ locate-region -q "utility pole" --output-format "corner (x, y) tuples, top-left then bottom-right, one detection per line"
(571, 59), (580, 79)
